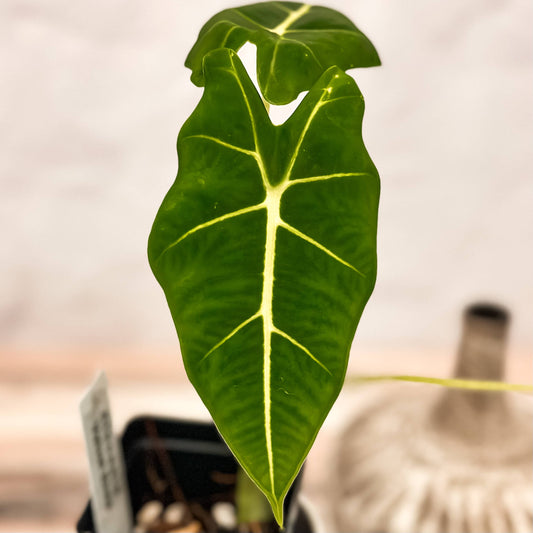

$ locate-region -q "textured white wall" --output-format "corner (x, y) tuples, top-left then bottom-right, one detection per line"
(1, 0), (532, 355)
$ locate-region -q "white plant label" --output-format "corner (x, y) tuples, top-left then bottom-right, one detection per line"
(80, 371), (133, 533)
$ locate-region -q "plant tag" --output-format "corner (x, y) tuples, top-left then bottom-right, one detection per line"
(79, 371), (133, 533)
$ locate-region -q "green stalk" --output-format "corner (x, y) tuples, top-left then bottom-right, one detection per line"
(346, 374), (533, 393)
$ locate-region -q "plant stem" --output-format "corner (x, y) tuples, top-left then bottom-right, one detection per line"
(345, 374), (533, 393)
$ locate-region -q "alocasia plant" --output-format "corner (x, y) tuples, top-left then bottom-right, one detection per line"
(148, 2), (380, 526)
(185, 1), (380, 104)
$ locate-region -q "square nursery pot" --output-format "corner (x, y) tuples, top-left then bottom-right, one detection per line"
(77, 415), (315, 533)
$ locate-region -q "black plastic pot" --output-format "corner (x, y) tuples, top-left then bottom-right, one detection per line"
(77, 415), (313, 533)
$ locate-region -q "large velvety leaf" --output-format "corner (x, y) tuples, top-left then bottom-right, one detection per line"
(148, 48), (379, 525)
(185, 1), (380, 104)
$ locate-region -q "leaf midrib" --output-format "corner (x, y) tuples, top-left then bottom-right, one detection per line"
(260, 182), (281, 493)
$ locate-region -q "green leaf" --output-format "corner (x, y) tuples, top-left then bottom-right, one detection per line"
(148, 48), (379, 525)
(185, 1), (380, 104)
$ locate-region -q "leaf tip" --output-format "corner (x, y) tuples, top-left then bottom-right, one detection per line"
(270, 496), (285, 529)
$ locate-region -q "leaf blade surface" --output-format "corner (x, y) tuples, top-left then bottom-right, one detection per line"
(148, 48), (379, 525)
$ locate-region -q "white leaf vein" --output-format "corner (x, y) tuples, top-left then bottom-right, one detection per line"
(284, 172), (369, 189)
(233, 9), (271, 32)
(200, 312), (261, 363)
(156, 203), (265, 262)
(273, 327), (331, 374)
(221, 25), (239, 47)
(321, 95), (359, 106)
(183, 135), (257, 158)
(281, 89), (327, 183)
(228, 55), (269, 189)
(271, 4), (311, 36)
(279, 221), (365, 277)
(199, 312), (330, 376)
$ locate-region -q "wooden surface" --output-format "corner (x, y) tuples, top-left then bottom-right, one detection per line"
(0, 348), (531, 532)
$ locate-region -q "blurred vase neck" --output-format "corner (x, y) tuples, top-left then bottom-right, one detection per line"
(430, 303), (514, 442)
